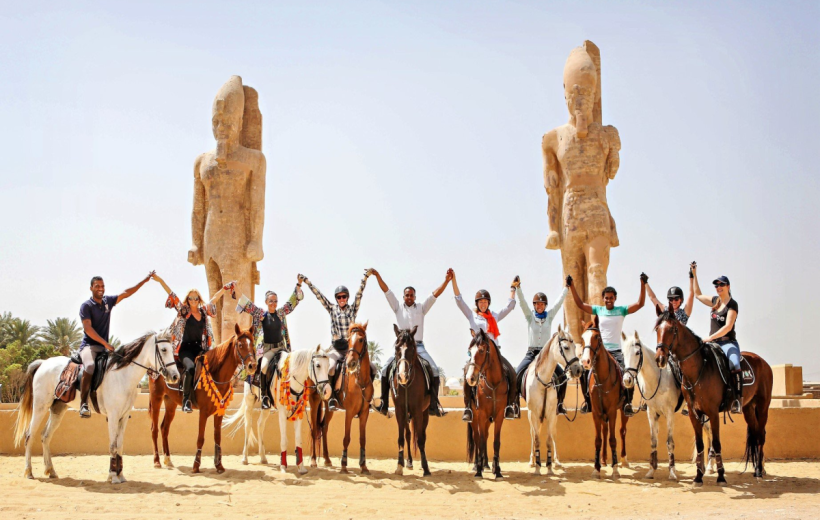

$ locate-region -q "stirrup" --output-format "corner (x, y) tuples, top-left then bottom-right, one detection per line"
(557, 403), (568, 416)
(462, 408), (473, 423)
(183, 400), (193, 413)
(623, 404), (636, 417)
(79, 403), (91, 418)
(730, 399), (742, 414)
(374, 400), (389, 416)
(504, 405), (517, 420)
(580, 401), (590, 414)
(261, 396), (272, 410)
(429, 404), (447, 417)
(328, 397), (342, 412)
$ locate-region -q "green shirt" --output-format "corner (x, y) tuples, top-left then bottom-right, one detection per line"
(591, 305), (629, 351)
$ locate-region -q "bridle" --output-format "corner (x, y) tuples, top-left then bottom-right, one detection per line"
(465, 337), (493, 389)
(341, 327), (371, 407)
(584, 327), (619, 400)
(110, 335), (176, 381)
(394, 333), (417, 388)
(534, 335), (579, 389)
(285, 351), (330, 419)
(625, 340), (663, 402)
(656, 319), (706, 393)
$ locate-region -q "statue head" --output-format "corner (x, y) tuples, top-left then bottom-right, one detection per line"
(563, 41), (602, 139)
(212, 76), (245, 166)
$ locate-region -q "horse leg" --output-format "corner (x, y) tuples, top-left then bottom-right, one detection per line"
(689, 412), (706, 487)
(419, 412), (431, 477)
(645, 410), (659, 479)
(322, 410), (333, 467)
(395, 407), (406, 475)
(619, 408), (629, 469)
(160, 397), (176, 468)
(213, 413), (225, 474)
(41, 403), (67, 479)
(710, 413), (727, 486)
(276, 403), (287, 472)
(665, 410), (677, 481)
(308, 394), (320, 468)
(405, 422), (414, 470)
(24, 399), (49, 479)
(472, 423), (483, 478)
(107, 413), (123, 484)
(192, 411), (208, 473)
(238, 392), (252, 465)
(295, 417), (307, 475)
(610, 410), (621, 479)
(528, 408), (542, 475)
(492, 410), (504, 480)
(149, 394), (162, 468)
(756, 397), (770, 477)
(340, 410), (353, 473)
(592, 416), (602, 478)
(359, 407), (370, 475)
(742, 400), (760, 478)
(705, 422), (716, 474)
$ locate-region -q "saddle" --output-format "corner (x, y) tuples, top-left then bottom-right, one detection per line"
(65, 351), (110, 412)
(702, 342), (754, 412)
(55, 358), (82, 403)
(173, 355), (206, 408)
(388, 357), (432, 394)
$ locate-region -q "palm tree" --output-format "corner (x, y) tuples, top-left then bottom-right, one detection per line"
(0, 311), (13, 347)
(42, 317), (83, 355)
(367, 341), (383, 375)
(109, 336), (122, 349)
(3, 318), (41, 347)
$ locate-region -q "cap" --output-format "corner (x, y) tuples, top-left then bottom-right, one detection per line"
(712, 276), (730, 286)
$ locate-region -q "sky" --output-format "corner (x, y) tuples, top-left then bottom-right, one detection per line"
(1, 1), (818, 381)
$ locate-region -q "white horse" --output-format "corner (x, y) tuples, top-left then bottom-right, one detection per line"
(224, 345), (331, 474)
(622, 331), (714, 480)
(523, 325), (583, 476)
(13, 333), (179, 483)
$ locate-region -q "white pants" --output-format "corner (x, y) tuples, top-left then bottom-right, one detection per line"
(385, 342), (439, 377)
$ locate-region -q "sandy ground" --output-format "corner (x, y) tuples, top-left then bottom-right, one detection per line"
(1, 456), (818, 520)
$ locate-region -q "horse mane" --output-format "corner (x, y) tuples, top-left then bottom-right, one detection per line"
(654, 310), (703, 344)
(533, 332), (560, 373)
(110, 332), (155, 370)
(205, 333), (238, 367)
(288, 349), (312, 379)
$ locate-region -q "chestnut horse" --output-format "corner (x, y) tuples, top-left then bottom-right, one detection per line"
(391, 325), (432, 476)
(654, 307), (773, 484)
(148, 324), (257, 473)
(464, 329), (510, 480)
(581, 317), (629, 478)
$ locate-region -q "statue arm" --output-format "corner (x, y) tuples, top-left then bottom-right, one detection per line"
(543, 132), (562, 250)
(603, 126), (621, 183)
(247, 153), (266, 262)
(189, 155), (206, 265)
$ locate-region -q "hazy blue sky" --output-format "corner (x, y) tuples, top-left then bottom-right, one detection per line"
(2, 1), (818, 380)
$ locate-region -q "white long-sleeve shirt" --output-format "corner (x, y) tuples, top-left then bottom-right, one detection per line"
(384, 289), (436, 342)
(516, 286), (567, 349)
(454, 294), (516, 345)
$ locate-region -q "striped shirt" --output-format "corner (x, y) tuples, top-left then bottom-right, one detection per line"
(306, 275), (369, 341)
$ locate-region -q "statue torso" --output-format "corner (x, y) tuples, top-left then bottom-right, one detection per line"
(555, 123), (610, 189)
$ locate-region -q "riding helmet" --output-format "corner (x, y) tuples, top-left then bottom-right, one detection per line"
(532, 292), (548, 305)
(474, 289), (491, 304)
(334, 285), (350, 297)
(667, 286), (684, 300)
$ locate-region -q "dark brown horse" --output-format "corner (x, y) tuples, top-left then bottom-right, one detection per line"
(148, 324), (257, 473)
(307, 379), (332, 468)
(581, 317), (629, 478)
(464, 329), (509, 479)
(391, 325), (432, 476)
(331, 322), (374, 474)
(654, 307), (773, 484)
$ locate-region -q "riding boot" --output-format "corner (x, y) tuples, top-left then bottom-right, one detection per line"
(462, 384), (473, 422)
(556, 371), (568, 416)
(374, 368), (391, 416)
(182, 370), (194, 413)
(261, 368), (273, 410)
(580, 370), (591, 414)
(623, 386), (636, 417)
(505, 366), (518, 420)
(328, 369), (344, 412)
(429, 375), (447, 417)
(731, 371), (743, 414)
(79, 373), (93, 418)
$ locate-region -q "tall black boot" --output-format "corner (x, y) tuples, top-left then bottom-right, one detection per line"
(260, 368), (271, 410)
(505, 367), (518, 420)
(731, 371), (743, 414)
(555, 369), (568, 415)
(79, 373), (93, 418)
(328, 366), (344, 412)
(182, 370), (194, 413)
(429, 376), (447, 417)
(375, 368), (391, 416)
(580, 370), (591, 414)
(462, 383), (473, 422)
(624, 386), (636, 416)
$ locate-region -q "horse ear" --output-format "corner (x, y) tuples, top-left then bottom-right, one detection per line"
(411, 325), (418, 338)
(558, 323), (563, 333)
(634, 330), (640, 340)
(234, 323), (241, 337)
(621, 331), (627, 341)
(655, 303), (663, 316)
(393, 324), (400, 337)
(362, 321), (368, 331)
(470, 329), (476, 338)
(315, 344), (321, 353)
(249, 325), (255, 337)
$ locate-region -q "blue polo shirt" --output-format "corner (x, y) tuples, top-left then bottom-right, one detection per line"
(79, 295), (119, 348)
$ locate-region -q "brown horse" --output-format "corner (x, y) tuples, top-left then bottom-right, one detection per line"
(329, 322), (374, 474)
(654, 307), (773, 484)
(581, 316), (629, 478)
(391, 325), (432, 476)
(148, 324), (257, 473)
(464, 329), (509, 479)
(306, 379), (332, 468)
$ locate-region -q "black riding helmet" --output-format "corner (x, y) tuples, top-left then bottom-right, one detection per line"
(334, 285), (350, 297)
(667, 286), (684, 300)
(474, 289), (491, 305)
(532, 292), (548, 305)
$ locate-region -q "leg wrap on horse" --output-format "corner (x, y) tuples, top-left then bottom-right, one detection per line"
(295, 447), (303, 466)
(214, 444), (222, 467)
(650, 450), (658, 470)
(359, 448), (366, 467)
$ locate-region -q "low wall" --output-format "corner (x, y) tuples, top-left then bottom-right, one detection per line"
(3, 400), (819, 462)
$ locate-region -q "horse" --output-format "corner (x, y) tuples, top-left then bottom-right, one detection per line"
(522, 324), (583, 476)
(654, 306), (773, 485)
(332, 322), (375, 474)
(581, 316), (629, 479)
(464, 328), (511, 480)
(148, 323), (257, 474)
(223, 345), (331, 474)
(391, 325), (433, 476)
(14, 333), (179, 483)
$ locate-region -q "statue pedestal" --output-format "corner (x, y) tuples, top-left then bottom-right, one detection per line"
(772, 364), (804, 397)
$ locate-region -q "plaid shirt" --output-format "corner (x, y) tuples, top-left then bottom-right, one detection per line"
(306, 275), (368, 341)
(237, 285), (303, 354)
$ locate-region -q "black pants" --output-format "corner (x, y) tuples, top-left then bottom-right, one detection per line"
(179, 341), (203, 401)
(515, 347), (567, 404)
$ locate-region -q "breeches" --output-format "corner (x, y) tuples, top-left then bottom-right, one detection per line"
(719, 340), (742, 372)
(80, 345), (104, 375)
(384, 342), (439, 377)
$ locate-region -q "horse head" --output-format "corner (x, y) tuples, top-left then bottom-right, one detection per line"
(310, 345), (332, 401)
(556, 324), (583, 380)
(465, 329), (492, 387)
(653, 304), (678, 369)
(622, 330), (645, 389)
(581, 316), (603, 370)
(393, 324), (418, 386)
(346, 322), (368, 375)
(233, 323), (258, 376)
(153, 333), (181, 385)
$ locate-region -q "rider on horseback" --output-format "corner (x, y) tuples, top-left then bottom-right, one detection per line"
(693, 266), (743, 414)
(236, 274), (304, 410)
(303, 270), (372, 412)
(451, 269), (520, 421)
(370, 268), (452, 417)
(568, 272), (647, 417)
(153, 273), (236, 413)
(513, 276), (570, 415)
(77, 272), (153, 418)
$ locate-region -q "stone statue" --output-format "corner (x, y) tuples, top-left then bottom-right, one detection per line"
(188, 75), (266, 344)
(542, 41), (621, 344)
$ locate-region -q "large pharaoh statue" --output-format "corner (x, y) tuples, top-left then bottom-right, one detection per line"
(542, 41), (621, 344)
(188, 75), (266, 344)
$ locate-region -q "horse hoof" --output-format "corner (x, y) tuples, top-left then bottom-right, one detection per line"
(644, 471), (655, 480)
(340, 467), (348, 474)
(474, 473), (482, 479)
(216, 466), (225, 474)
(241, 460), (248, 466)
(546, 468), (555, 477)
(534, 466), (541, 475)
(591, 470), (601, 479)
(494, 474), (504, 481)
(717, 478), (728, 487)
(529, 460), (535, 468)
(621, 458), (629, 468)
(279, 467), (287, 474)
(192, 467), (200, 474)
(46, 469), (58, 479)
(406, 463), (414, 470)
(668, 471), (678, 481)
(153, 462), (162, 469)
(24, 468), (33, 479)
(423, 470), (431, 477)
(324, 460), (333, 468)
(693, 480), (703, 488)
(611, 469), (620, 480)
(163, 457), (174, 468)
(395, 465), (403, 475)
(361, 467), (370, 475)
(554, 460), (563, 468)
(260, 458), (268, 465)
(118, 474), (127, 483)
(298, 466), (308, 475)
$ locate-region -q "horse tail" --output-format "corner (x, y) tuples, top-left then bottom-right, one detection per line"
(13, 360), (43, 448)
(223, 391), (253, 445)
(466, 422), (474, 463)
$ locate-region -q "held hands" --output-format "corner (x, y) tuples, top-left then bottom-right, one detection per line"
(222, 281), (238, 299)
(511, 275), (521, 289)
(143, 270), (156, 284)
(640, 272), (649, 284)
(565, 275), (573, 287)
(690, 261), (697, 279)
(445, 269), (454, 282)
(298, 274), (308, 285)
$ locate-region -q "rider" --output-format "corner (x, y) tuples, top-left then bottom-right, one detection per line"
(451, 268), (520, 421)
(302, 270), (372, 411)
(236, 274), (304, 410)
(645, 262), (695, 325)
(567, 272), (647, 417)
(370, 268), (452, 417)
(514, 277), (570, 415)
(693, 266), (743, 414)
(78, 272), (153, 418)
(152, 273), (235, 413)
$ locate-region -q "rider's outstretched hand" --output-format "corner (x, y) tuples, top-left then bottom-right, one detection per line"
(640, 272), (649, 284)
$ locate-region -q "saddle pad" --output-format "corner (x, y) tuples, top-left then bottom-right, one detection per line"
(55, 361), (82, 403)
(741, 357), (755, 386)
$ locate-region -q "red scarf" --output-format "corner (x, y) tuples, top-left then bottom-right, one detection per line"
(478, 311), (500, 339)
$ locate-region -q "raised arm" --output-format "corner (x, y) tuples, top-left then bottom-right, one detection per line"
(691, 262), (712, 307)
(188, 155), (206, 266)
(547, 287), (568, 321)
(152, 273), (173, 295)
(566, 275), (593, 314)
(516, 285), (533, 322)
(644, 282), (663, 311)
(303, 276), (333, 313)
(350, 270), (372, 318)
(451, 270), (480, 331)
(685, 268), (695, 317)
(116, 271), (154, 305)
(432, 269), (452, 299)
(246, 154), (266, 262)
(626, 273), (648, 315)
(279, 275), (305, 316)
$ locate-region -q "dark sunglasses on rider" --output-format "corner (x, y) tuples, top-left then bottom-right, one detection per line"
(668, 297), (682, 302)
(336, 295), (349, 300)
(714, 282), (727, 287)
(188, 296), (200, 301)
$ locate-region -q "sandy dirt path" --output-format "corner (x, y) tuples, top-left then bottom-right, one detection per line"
(1, 456), (818, 519)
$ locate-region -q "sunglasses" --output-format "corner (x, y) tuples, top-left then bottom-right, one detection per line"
(336, 295), (349, 301)
(714, 283), (727, 288)
(188, 296), (200, 302)
(668, 297), (682, 302)
(267, 300), (278, 306)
